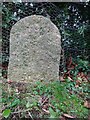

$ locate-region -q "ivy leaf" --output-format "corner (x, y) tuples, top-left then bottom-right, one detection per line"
(10, 98), (20, 107)
(2, 109), (11, 118)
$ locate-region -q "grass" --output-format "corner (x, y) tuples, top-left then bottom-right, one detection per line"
(0, 77), (89, 119)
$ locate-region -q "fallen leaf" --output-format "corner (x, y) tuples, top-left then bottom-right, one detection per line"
(59, 76), (65, 82)
(7, 80), (13, 84)
(84, 100), (90, 108)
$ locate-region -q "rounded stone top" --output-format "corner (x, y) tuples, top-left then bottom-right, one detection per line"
(11, 15), (61, 39)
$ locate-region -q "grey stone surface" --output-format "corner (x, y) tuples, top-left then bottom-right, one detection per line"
(8, 15), (61, 83)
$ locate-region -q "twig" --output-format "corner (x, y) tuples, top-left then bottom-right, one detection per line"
(12, 108), (34, 120)
(7, 84), (11, 96)
(28, 111), (34, 120)
(41, 97), (49, 106)
(18, 106), (21, 118)
(2, 103), (11, 111)
(42, 108), (50, 114)
(12, 108), (31, 114)
(49, 103), (56, 110)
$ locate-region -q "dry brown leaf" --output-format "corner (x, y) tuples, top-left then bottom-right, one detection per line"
(84, 100), (90, 108)
(59, 76), (65, 82)
(7, 79), (13, 84)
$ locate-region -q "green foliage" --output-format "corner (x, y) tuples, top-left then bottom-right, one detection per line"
(10, 98), (20, 107)
(70, 58), (90, 77)
(49, 107), (58, 118)
(2, 109), (11, 118)
(76, 59), (89, 72)
(2, 4), (18, 28)
(51, 81), (88, 118)
(32, 80), (88, 118)
(1, 78), (88, 119)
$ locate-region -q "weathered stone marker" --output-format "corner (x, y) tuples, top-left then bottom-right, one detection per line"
(8, 15), (61, 83)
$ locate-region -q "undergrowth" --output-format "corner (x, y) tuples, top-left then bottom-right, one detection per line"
(0, 78), (89, 119)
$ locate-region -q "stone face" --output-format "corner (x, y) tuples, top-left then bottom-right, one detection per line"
(8, 15), (61, 83)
